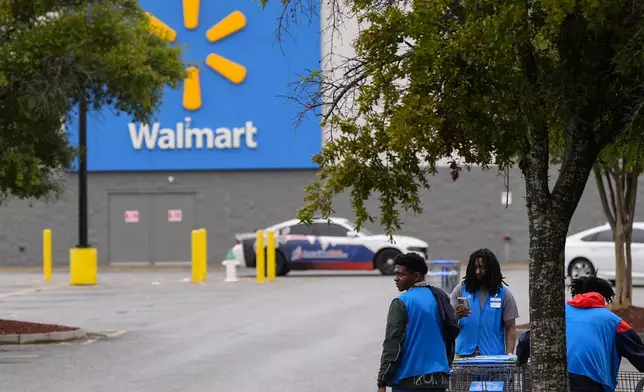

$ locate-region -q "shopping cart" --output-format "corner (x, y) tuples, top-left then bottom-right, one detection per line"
(616, 371), (644, 391)
(449, 355), (529, 392)
(448, 355), (644, 392)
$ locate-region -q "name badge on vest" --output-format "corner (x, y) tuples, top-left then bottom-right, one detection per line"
(490, 297), (502, 309)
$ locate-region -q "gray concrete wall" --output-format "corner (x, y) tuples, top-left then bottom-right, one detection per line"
(0, 166), (643, 266)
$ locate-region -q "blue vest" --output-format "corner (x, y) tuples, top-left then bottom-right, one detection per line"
(455, 285), (507, 356)
(566, 304), (621, 391)
(390, 287), (450, 384)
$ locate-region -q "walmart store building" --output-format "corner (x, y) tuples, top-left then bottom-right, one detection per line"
(0, 0), (640, 267)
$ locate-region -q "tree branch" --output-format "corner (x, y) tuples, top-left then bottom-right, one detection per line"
(595, 165), (616, 228)
(279, 51), (411, 130)
(626, 169), (640, 229)
(550, 109), (601, 218)
(322, 68), (368, 123)
(521, 118), (554, 225)
(605, 167), (618, 224)
(520, 43), (551, 211)
(613, 168), (625, 227)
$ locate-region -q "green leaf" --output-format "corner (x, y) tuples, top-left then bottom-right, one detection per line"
(0, 0), (184, 201)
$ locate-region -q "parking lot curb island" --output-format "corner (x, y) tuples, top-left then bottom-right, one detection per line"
(0, 328), (87, 345)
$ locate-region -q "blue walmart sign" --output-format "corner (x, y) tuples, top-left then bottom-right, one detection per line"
(68, 0), (321, 171)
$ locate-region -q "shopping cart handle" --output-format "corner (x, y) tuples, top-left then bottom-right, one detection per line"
(453, 354), (518, 365)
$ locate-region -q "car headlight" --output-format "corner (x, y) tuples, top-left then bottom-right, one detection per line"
(407, 246), (428, 260)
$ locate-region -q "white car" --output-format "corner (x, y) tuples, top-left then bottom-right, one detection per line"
(228, 217), (430, 276)
(565, 222), (644, 285)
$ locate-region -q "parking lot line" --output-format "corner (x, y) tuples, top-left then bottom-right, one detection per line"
(0, 354), (39, 359)
(108, 330), (128, 338)
(0, 283), (68, 299)
(83, 329), (128, 345)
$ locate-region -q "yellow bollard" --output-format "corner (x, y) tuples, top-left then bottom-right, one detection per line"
(256, 230), (265, 283)
(267, 230), (276, 281)
(43, 229), (52, 282)
(191, 229), (201, 283)
(69, 247), (97, 285)
(200, 228), (208, 281)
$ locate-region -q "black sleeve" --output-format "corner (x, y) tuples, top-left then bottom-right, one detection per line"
(616, 326), (644, 372)
(377, 298), (407, 387)
(516, 330), (530, 365)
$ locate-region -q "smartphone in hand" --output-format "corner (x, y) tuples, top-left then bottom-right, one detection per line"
(457, 296), (471, 317)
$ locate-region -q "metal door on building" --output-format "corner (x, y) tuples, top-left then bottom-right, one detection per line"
(108, 194), (151, 263)
(151, 193), (195, 264)
(108, 192), (196, 265)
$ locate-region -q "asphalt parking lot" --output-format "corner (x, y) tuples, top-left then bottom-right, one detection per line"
(0, 265), (641, 391)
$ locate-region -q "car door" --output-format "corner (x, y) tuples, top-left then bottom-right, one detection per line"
(278, 222), (318, 267)
(587, 229), (617, 276)
(312, 222), (373, 269)
(312, 222), (352, 262)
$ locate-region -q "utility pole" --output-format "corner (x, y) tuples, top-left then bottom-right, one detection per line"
(78, 95), (88, 248)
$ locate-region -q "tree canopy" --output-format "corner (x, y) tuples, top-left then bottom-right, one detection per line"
(280, 0), (644, 235)
(266, 0), (644, 390)
(0, 0), (184, 201)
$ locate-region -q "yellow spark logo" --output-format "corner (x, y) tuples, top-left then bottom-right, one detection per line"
(146, 0), (247, 111)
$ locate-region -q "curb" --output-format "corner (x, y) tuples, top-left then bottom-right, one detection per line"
(0, 328), (87, 345)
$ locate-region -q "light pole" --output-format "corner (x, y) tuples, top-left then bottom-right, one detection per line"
(78, 94), (88, 248)
(69, 93), (96, 286)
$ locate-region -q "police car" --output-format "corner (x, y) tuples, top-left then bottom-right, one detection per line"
(228, 217), (429, 276)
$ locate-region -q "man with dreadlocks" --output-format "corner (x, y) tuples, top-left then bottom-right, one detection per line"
(449, 248), (519, 356)
(516, 274), (644, 391)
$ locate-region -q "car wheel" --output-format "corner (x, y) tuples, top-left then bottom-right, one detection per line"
(275, 251), (290, 276)
(568, 258), (595, 279)
(259, 249), (291, 277)
(375, 248), (401, 276)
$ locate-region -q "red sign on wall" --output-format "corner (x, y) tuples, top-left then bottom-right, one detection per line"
(124, 210), (140, 223)
(168, 209), (182, 222)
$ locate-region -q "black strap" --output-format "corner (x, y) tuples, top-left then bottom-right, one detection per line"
(427, 285), (456, 366)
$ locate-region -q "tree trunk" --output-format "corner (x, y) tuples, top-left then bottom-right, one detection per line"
(595, 164), (635, 309)
(521, 119), (599, 392)
(613, 220), (627, 309)
(610, 167), (633, 309)
(625, 170), (639, 304)
(526, 212), (570, 391)
(625, 236), (633, 307)
(594, 165), (615, 228)
(522, 129), (568, 391)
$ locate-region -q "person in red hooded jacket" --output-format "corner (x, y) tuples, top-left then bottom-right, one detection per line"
(516, 274), (644, 391)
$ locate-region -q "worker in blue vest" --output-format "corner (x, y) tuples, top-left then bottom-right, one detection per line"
(450, 248), (519, 356)
(516, 274), (644, 391)
(377, 252), (456, 392)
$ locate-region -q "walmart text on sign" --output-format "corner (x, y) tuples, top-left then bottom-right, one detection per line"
(129, 118), (257, 150)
